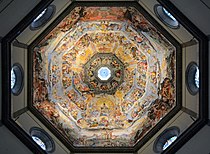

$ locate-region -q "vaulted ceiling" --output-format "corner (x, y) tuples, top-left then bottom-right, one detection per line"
(0, 0), (209, 154)
(29, 3), (180, 152)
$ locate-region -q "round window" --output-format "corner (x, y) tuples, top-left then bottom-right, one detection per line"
(195, 66), (199, 88)
(11, 68), (16, 89)
(154, 4), (180, 29)
(32, 136), (47, 151)
(162, 136), (178, 150)
(11, 63), (24, 95)
(186, 62), (199, 95)
(153, 126), (180, 153)
(30, 5), (56, 30)
(30, 127), (55, 153)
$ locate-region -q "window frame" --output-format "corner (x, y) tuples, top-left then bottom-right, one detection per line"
(30, 5), (56, 31)
(30, 127), (55, 153)
(186, 62), (199, 95)
(153, 126), (180, 153)
(154, 4), (180, 29)
(11, 63), (24, 95)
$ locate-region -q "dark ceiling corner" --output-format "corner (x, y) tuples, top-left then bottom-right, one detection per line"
(158, 0), (208, 154)
(0, 120), (3, 127)
(207, 35), (210, 41)
(200, 0), (210, 10)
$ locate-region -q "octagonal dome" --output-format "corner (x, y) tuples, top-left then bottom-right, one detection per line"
(29, 2), (180, 152)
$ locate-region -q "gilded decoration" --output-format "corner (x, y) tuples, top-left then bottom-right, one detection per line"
(33, 6), (176, 147)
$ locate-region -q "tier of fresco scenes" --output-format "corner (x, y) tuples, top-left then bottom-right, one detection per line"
(33, 6), (176, 147)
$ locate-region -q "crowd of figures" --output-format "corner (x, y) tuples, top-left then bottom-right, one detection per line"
(33, 6), (176, 147)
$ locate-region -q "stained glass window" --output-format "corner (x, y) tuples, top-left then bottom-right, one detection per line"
(163, 136), (177, 150)
(195, 67), (199, 88)
(163, 8), (176, 21)
(32, 136), (46, 151)
(11, 68), (16, 89)
(33, 9), (47, 22)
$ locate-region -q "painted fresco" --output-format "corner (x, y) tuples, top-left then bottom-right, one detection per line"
(33, 7), (176, 147)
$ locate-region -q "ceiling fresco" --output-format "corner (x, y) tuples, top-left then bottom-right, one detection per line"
(32, 6), (176, 148)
